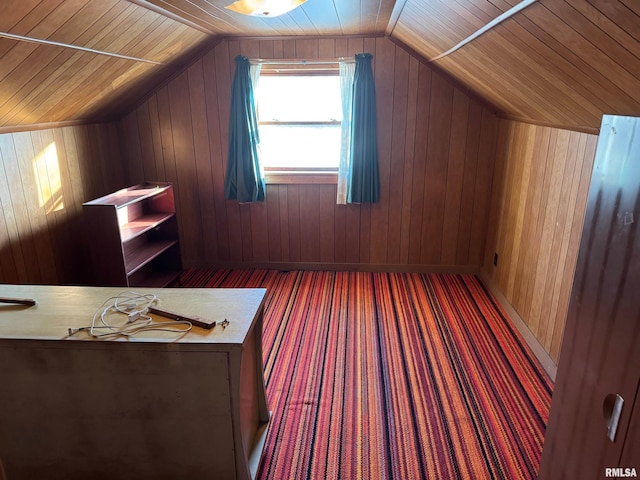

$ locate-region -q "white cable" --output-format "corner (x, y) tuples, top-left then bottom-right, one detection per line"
(68, 292), (192, 339)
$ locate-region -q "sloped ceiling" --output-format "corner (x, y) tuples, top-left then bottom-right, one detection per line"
(0, 0), (211, 129)
(391, 0), (640, 132)
(1, 0), (639, 132)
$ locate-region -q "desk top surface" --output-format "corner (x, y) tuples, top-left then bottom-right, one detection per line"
(0, 284), (266, 345)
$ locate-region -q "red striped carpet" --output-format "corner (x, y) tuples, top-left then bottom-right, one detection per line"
(175, 269), (552, 480)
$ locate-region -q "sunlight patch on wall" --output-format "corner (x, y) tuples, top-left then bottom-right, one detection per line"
(32, 141), (64, 213)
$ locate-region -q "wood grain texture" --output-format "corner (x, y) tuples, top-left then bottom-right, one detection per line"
(0, 284), (268, 480)
(0, 123), (124, 285)
(1, 0), (639, 134)
(0, 0), (209, 129)
(390, 0), (640, 131)
(539, 115), (640, 479)
(137, 0), (395, 36)
(482, 119), (598, 363)
(118, 36), (499, 270)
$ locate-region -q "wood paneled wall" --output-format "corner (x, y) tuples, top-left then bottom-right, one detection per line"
(0, 123), (124, 285)
(482, 120), (598, 363)
(119, 36), (498, 270)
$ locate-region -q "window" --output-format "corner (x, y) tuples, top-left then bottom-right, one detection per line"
(255, 71), (342, 184)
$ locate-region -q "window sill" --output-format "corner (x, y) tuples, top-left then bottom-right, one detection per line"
(264, 170), (338, 185)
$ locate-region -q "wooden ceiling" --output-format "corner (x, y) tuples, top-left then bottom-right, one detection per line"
(0, 0), (210, 130)
(134, 0), (396, 36)
(391, 0), (640, 132)
(1, 0), (639, 132)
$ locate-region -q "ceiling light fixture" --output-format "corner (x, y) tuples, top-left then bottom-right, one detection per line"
(225, 0), (307, 17)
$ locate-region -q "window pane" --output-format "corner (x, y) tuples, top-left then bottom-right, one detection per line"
(258, 76), (341, 122)
(259, 124), (340, 169)
(257, 74), (342, 170)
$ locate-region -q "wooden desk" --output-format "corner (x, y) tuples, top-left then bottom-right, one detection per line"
(0, 285), (270, 480)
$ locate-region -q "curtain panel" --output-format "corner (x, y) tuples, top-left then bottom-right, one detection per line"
(337, 61), (355, 205)
(347, 53), (379, 204)
(224, 55), (265, 203)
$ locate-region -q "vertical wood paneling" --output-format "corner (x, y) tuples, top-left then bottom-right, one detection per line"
(250, 201), (269, 262)
(370, 36), (394, 265)
(456, 100), (482, 264)
(119, 111), (144, 183)
(421, 72), (453, 264)
(319, 185), (335, 263)
(155, 85), (183, 245)
(345, 204), (361, 264)
(0, 122), (123, 285)
(0, 133), (40, 283)
(483, 119), (598, 363)
(188, 59), (218, 264)
(359, 203), (372, 264)
(539, 115), (640, 480)
(299, 185), (320, 262)
(266, 185), (282, 261)
(117, 36), (498, 270)
(387, 46), (410, 265)
(278, 185), (290, 262)
(333, 197), (346, 263)
(287, 185), (301, 263)
(13, 131), (59, 283)
(399, 55), (419, 264)
(147, 96), (165, 180)
(469, 109), (497, 265)
(136, 103), (158, 181)
(441, 88), (469, 265)
(219, 41), (243, 264)
(407, 62), (431, 264)
(167, 70), (204, 267)
(202, 50), (229, 261)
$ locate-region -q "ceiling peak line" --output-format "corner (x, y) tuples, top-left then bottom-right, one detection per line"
(0, 31), (167, 66)
(430, 0), (538, 62)
(385, 0), (408, 36)
(127, 0), (219, 35)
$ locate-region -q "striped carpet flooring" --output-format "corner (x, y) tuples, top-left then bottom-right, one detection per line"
(175, 269), (552, 480)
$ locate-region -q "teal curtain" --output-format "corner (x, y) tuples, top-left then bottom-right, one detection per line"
(224, 55), (265, 202)
(348, 53), (379, 203)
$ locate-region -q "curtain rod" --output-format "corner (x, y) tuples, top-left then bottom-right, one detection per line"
(250, 57), (355, 65)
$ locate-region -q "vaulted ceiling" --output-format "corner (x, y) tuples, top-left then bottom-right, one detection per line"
(1, 0), (639, 132)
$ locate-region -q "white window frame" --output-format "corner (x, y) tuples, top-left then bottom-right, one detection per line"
(254, 63), (342, 185)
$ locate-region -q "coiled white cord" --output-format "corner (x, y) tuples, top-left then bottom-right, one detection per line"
(68, 291), (192, 338)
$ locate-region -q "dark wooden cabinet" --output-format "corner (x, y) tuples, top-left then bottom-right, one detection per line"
(539, 115), (640, 479)
(82, 182), (182, 287)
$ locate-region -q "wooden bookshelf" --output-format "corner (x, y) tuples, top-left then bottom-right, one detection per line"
(83, 182), (182, 287)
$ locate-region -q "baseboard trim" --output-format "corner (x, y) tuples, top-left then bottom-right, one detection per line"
(479, 272), (557, 382)
(191, 261), (481, 275)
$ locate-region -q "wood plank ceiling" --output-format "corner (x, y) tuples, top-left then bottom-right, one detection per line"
(0, 0), (211, 129)
(0, 0), (639, 132)
(391, 0), (640, 132)
(133, 0), (396, 36)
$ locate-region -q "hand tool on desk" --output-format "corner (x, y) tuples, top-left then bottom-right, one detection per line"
(0, 297), (37, 306)
(148, 306), (218, 329)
